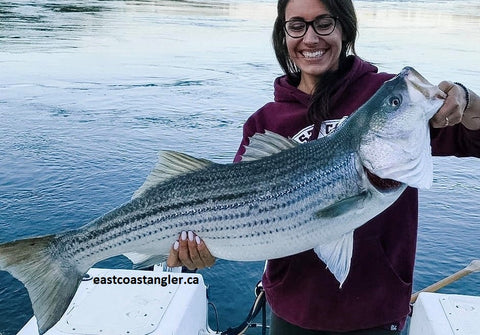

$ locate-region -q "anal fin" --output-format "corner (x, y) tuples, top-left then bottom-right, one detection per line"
(314, 231), (354, 287)
(124, 252), (168, 270)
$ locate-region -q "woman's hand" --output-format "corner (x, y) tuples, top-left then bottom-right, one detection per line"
(431, 81), (480, 130)
(166, 231), (215, 270)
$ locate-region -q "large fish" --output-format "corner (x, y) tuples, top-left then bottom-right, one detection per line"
(0, 67), (444, 334)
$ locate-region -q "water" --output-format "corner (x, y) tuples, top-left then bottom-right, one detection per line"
(0, 0), (479, 334)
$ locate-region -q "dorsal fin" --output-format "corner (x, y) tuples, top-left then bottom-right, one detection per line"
(132, 151), (212, 199)
(241, 130), (298, 162)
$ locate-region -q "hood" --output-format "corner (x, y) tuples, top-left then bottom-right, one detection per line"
(273, 76), (311, 107)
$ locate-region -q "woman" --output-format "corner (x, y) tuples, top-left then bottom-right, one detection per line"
(167, 0), (480, 333)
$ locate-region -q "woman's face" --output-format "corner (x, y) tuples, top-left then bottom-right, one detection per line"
(285, 0), (343, 92)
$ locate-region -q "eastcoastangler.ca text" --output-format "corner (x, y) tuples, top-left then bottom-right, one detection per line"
(92, 274), (200, 287)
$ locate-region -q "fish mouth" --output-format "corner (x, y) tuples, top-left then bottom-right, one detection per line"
(401, 67), (446, 101)
(365, 168), (403, 191)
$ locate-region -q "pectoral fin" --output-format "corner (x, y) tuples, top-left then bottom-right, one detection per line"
(314, 231), (354, 287)
(316, 191), (369, 218)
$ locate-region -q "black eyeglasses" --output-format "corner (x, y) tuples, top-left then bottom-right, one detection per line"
(284, 15), (339, 38)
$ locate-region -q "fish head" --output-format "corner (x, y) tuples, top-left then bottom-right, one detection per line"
(358, 67), (446, 189)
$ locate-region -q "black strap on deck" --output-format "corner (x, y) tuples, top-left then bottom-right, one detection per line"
(221, 281), (267, 335)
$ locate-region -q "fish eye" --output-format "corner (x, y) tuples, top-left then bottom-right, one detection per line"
(389, 96), (401, 107)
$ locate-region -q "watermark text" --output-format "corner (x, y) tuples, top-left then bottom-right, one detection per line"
(92, 274), (199, 287)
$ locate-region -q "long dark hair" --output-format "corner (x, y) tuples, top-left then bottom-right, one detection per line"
(272, 0), (358, 124)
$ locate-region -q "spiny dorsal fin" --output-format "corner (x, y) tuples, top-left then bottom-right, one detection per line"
(133, 151), (213, 199)
(241, 130), (298, 162)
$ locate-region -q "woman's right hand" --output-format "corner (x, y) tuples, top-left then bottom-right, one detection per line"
(166, 231), (216, 270)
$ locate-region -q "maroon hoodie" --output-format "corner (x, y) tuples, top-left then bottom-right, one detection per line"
(233, 56), (480, 331)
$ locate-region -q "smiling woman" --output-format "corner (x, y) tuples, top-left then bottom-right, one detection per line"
(0, 0), (479, 334)
(283, 0), (345, 93)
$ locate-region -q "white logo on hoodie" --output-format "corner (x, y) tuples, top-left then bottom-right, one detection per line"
(292, 116), (348, 143)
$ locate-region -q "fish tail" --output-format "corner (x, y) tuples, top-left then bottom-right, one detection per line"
(0, 235), (84, 334)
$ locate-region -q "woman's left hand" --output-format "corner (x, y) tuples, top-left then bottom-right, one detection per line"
(431, 81), (480, 130)
(430, 81), (467, 128)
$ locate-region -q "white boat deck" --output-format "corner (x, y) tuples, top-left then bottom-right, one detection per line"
(18, 267), (215, 335)
(409, 292), (480, 335)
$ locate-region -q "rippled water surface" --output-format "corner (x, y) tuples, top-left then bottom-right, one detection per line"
(1, 0), (479, 334)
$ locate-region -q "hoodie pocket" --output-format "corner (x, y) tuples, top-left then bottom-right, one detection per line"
(351, 237), (412, 289)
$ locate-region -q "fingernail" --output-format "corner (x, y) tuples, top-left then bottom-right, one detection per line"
(188, 231), (194, 241)
(195, 236), (201, 245)
(181, 231), (187, 241)
(173, 241), (179, 250)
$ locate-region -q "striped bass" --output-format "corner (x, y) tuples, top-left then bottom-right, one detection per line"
(0, 67), (445, 334)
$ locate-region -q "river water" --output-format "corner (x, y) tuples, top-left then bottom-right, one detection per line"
(0, 0), (479, 334)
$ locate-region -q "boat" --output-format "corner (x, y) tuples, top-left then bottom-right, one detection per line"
(17, 261), (479, 335)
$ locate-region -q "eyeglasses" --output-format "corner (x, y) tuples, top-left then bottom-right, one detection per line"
(284, 15), (339, 38)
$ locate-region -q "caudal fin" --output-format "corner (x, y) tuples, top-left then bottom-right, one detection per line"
(0, 235), (84, 334)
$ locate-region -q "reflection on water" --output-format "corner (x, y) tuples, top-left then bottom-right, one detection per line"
(0, 0), (239, 52)
(0, 1), (479, 334)
(355, 1), (480, 85)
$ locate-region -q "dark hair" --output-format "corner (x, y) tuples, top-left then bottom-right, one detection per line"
(272, 0), (358, 124)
